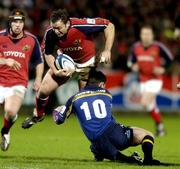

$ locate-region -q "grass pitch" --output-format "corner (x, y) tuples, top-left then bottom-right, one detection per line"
(0, 111), (180, 169)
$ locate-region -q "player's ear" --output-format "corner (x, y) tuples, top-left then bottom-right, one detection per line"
(99, 82), (105, 88)
(66, 21), (70, 28)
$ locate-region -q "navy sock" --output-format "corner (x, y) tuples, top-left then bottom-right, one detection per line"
(142, 135), (154, 161)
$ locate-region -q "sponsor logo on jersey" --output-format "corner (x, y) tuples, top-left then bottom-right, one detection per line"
(61, 39), (83, 52)
(3, 51), (25, 58)
(74, 39), (81, 46)
(151, 51), (158, 58)
(62, 46), (83, 52)
(22, 44), (30, 51)
(138, 55), (154, 62)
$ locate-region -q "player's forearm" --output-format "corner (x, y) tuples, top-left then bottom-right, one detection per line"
(0, 58), (7, 65)
(44, 54), (57, 72)
(104, 22), (115, 51)
(35, 63), (44, 81)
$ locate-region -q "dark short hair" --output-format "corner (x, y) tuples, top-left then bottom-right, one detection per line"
(87, 68), (107, 85)
(9, 9), (25, 22)
(50, 9), (69, 24)
(141, 25), (154, 32)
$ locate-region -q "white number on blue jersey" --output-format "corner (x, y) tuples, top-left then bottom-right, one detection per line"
(80, 99), (107, 120)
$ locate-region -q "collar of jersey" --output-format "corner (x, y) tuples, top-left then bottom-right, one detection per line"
(84, 85), (103, 90)
(6, 29), (27, 38)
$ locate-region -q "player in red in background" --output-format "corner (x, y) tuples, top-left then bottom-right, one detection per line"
(128, 25), (173, 136)
(174, 13), (180, 87)
(22, 8), (115, 129)
(0, 9), (44, 151)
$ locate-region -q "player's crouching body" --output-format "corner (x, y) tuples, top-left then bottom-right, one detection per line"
(22, 8), (115, 129)
(53, 69), (161, 166)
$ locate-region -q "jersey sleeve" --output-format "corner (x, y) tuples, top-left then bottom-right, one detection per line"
(157, 42), (173, 68)
(30, 37), (43, 66)
(127, 44), (137, 68)
(43, 28), (58, 55)
(71, 18), (110, 35)
(175, 13), (180, 28)
(53, 95), (74, 125)
(65, 96), (75, 118)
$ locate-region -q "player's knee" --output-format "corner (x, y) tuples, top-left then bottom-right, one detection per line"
(142, 130), (154, 141)
(5, 110), (18, 121)
(39, 81), (57, 97)
(38, 86), (50, 97)
(145, 131), (154, 139)
(4, 108), (17, 117)
(132, 127), (154, 145)
(142, 135), (154, 146)
(141, 99), (149, 108)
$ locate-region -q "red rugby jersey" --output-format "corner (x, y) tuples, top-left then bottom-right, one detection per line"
(0, 29), (43, 87)
(128, 41), (173, 82)
(42, 18), (110, 63)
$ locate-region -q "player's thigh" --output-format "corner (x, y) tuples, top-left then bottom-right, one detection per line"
(140, 80), (162, 106)
(131, 127), (153, 146)
(4, 95), (24, 116)
(38, 69), (69, 96)
(91, 135), (117, 159)
(109, 124), (133, 151)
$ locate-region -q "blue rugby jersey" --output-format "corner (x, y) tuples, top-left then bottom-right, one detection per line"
(55, 85), (116, 141)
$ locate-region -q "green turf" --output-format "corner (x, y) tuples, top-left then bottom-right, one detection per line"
(0, 112), (180, 169)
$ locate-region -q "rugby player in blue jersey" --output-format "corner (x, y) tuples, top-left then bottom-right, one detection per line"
(53, 69), (160, 165)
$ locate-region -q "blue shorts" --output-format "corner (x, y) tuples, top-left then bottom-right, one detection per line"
(90, 122), (133, 160)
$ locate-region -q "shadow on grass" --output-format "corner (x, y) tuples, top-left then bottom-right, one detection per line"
(0, 155), (180, 167)
(0, 155), (106, 166)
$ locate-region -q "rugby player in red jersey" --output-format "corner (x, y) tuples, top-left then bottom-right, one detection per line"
(0, 9), (44, 151)
(128, 25), (173, 136)
(22, 8), (115, 129)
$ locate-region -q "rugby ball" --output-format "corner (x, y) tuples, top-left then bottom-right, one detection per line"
(55, 54), (76, 73)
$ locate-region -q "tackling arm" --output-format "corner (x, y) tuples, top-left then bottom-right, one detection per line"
(53, 96), (74, 124)
(53, 105), (69, 124)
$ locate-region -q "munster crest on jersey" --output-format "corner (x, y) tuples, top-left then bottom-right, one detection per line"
(22, 44), (30, 51)
(151, 51), (158, 58)
(74, 39), (81, 46)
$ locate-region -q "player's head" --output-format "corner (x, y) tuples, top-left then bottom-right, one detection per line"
(87, 68), (107, 88)
(50, 9), (70, 37)
(140, 25), (154, 47)
(8, 9), (25, 36)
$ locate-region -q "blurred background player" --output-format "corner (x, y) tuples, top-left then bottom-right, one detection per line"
(128, 25), (173, 136)
(174, 12), (180, 87)
(0, 9), (44, 151)
(174, 12), (180, 39)
(22, 8), (115, 129)
(53, 69), (160, 165)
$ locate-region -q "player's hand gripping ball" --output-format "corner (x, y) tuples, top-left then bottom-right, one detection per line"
(55, 54), (76, 74)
